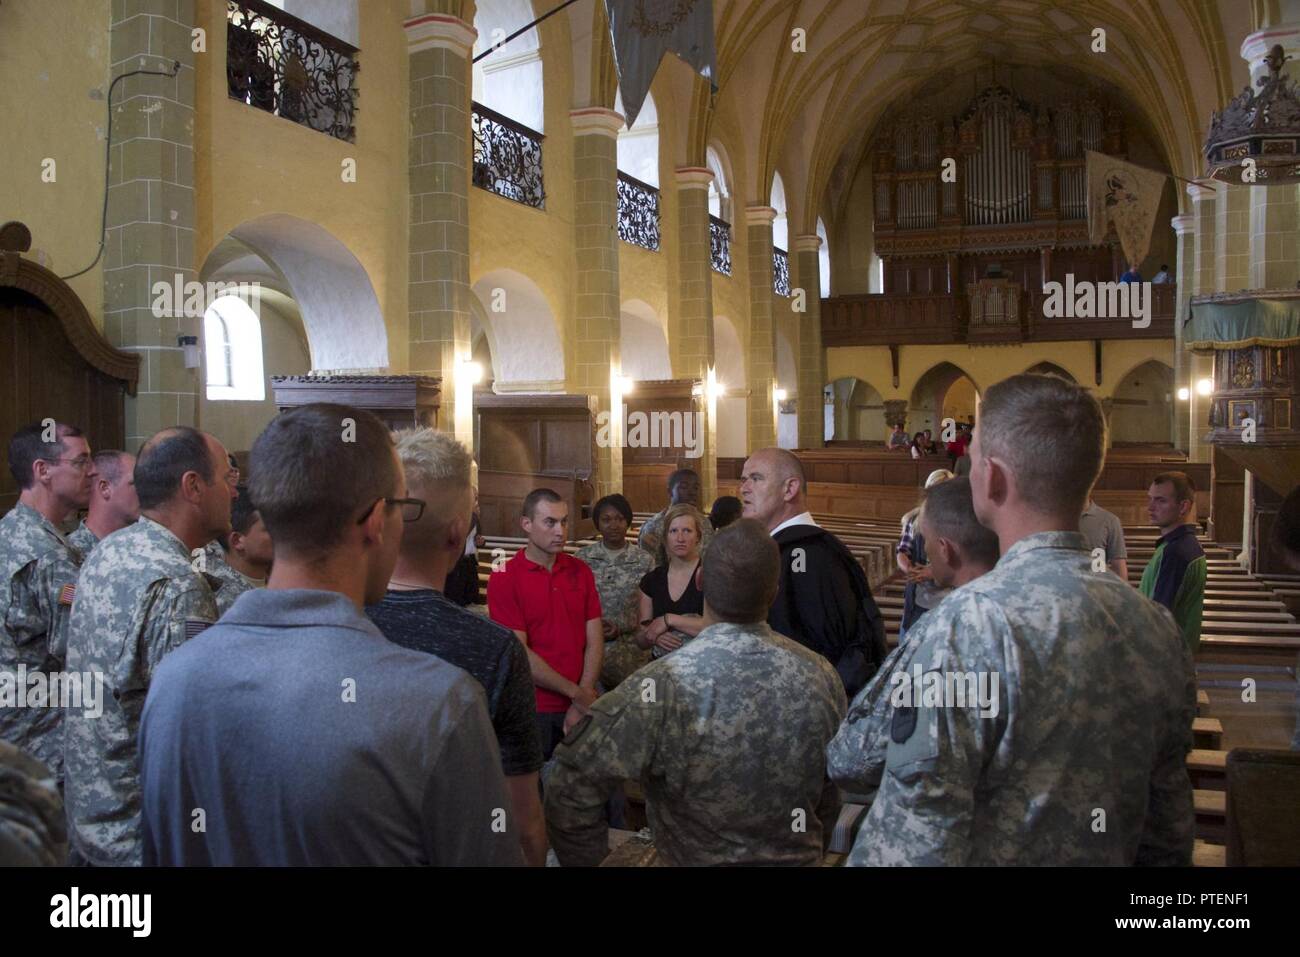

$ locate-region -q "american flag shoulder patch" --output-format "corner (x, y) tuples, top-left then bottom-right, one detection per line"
(184, 618), (213, 639)
(58, 583), (76, 606)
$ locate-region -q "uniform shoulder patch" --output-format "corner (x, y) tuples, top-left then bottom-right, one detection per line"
(183, 618), (213, 639)
(58, 582), (77, 606)
(891, 705), (917, 743)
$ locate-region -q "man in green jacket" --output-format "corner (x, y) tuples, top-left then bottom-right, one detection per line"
(1139, 471), (1206, 654)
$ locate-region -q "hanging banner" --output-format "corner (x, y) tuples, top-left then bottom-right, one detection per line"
(1086, 150), (1167, 269)
(604, 0), (716, 127)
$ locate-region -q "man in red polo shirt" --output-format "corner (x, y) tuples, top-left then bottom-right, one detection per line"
(489, 488), (603, 760)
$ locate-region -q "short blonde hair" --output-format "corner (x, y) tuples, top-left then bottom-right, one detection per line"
(392, 427), (473, 493)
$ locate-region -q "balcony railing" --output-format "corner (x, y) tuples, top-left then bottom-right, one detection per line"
(773, 247), (791, 297)
(617, 172), (660, 251)
(226, 0), (359, 142)
(709, 216), (731, 275)
(821, 284), (1177, 347)
(472, 102), (545, 209)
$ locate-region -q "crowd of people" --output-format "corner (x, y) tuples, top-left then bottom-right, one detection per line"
(0, 372), (1289, 867)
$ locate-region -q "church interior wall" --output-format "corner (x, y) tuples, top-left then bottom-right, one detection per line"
(1, 0), (113, 325)
(199, 299), (311, 453)
(827, 338), (1178, 441)
(192, 0), (411, 372)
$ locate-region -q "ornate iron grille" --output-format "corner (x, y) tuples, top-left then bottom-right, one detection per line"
(226, 0), (359, 142)
(709, 216), (731, 275)
(773, 247), (791, 297)
(472, 102), (545, 208)
(617, 173), (660, 250)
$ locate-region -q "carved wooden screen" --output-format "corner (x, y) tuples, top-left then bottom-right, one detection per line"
(0, 278), (138, 515)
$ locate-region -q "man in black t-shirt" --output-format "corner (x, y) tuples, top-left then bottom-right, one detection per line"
(365, 428), (547, 866)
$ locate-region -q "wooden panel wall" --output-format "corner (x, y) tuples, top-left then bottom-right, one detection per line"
(478, 469), (594, 540)
(1, 291), (126, 515)
(474, 395), (595, 476)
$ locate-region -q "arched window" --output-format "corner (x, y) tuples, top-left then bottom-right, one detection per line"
(816, 217), (831, 295)
(770, 171), (789, 250)
(615, 89), (659, 186)
(706, 145), (731, 221)
(204, 296), (266, 401)
(472, 0), (544, 132)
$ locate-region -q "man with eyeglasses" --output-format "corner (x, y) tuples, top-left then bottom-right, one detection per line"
(64, 426), (236, 866)
(0, 422), (93, 780)
(139, 404), (521, 866)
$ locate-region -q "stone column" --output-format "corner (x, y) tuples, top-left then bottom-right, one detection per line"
(1243, 28), (1300, 291)
(104, 0), (197, 449)
(1171, 213), (1194, 453)
(745, 206), (777, 451)
(405, 13), (476, 448)
(793, 234), (825, 449)
(1214, 181), (1251, 293)
(1187, 184), (1217, 464)
(569, 108), (624, 498)
(672, 167), (717, 501)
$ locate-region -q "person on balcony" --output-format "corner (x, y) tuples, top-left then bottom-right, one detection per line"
(1120, 263), (1143, 284)
(1151, 264), (1170, 284)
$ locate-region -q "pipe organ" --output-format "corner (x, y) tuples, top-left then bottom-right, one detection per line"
(874, 86), (1120, 233)
(871, 83), (1131, 299)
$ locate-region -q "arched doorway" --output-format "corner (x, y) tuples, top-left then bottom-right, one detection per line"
(1025, 361), (1077, 382)
(910, 362), (979, 435)
(470, 269), (565, 391)
(1111, 360), (1174, 446)
(619, 299), (671, 381)
(825, 376), (885, 443)
(1, 223), (139, 512)
(198, 215), (380, 452)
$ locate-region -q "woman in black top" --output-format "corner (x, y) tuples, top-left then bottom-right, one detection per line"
(635, 503), (706, 658)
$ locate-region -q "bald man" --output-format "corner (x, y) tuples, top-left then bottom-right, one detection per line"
(64, 426), (236, 866)
(740, 447), (886, 697)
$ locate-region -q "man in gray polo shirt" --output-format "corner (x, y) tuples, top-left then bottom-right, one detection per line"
(140, 404), (522, 866)
(1080, 498), (1128, 580)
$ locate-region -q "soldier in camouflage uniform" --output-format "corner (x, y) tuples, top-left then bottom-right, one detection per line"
(546, 519), (847, 866)
(0, 423), (93, 777)
(66, 450), (138, 555)
(576, 494), (654, 689)
(637, 467), (713, 567)
(205, 485), (271, 617)
(831, 374), (1194, 866)
(64, 427), (236, 866)
(0, 741), (66, 866)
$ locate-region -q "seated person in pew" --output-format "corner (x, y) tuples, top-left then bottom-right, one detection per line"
(887, 422), (910, 451)
(544, 519), (847, 866)
(1079, 496), (1129, 581)
(741, 447), (888, 699)
(575, 494), (654, 690)
(366, 428), (546, 866)
(635, 504), (706, 659)
(489, 489), (603, 760)
(637, 468), (713, 567)
(830, 374), (1194, 866)
(1272, 485), (1300, 751)
(1139, 471), (1206, 655)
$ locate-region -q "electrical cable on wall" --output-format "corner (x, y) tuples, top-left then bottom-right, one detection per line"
(60, 59), (182, 281)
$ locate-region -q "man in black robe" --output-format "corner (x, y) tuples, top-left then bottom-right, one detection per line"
(739, 447), (886, 697)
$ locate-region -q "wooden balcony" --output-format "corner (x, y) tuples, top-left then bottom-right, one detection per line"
(821, 294), (957, 346)
(822, 283), (1177, 346)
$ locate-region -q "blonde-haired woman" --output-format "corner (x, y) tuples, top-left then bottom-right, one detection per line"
(635, 503), (706, 658)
